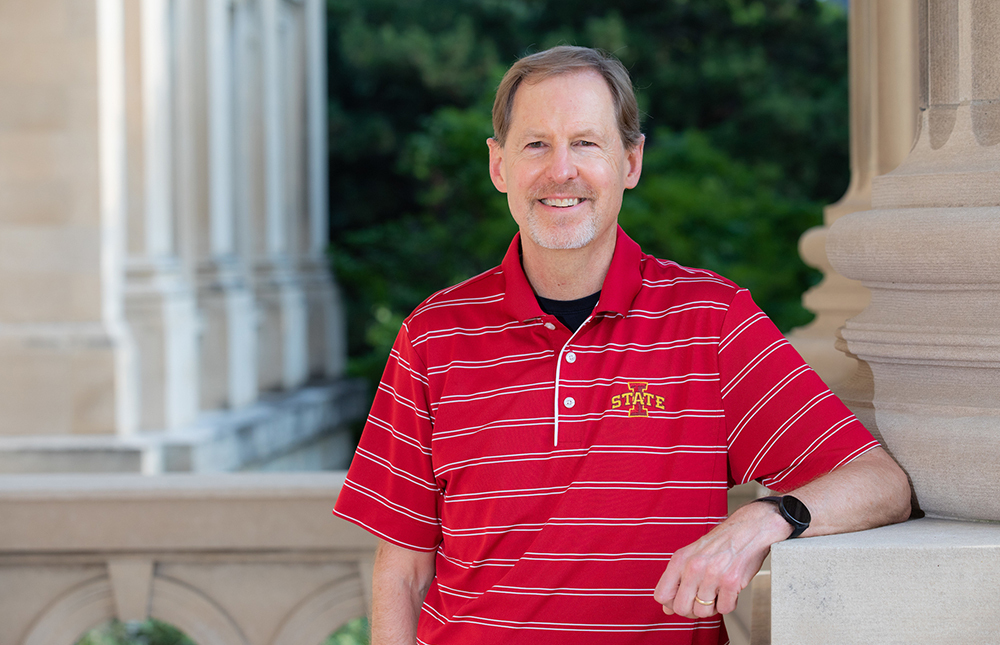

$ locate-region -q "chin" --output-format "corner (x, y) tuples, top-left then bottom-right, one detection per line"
(525, 219), (597, 251)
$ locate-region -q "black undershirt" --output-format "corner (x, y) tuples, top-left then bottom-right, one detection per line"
(536, 291), (601, 332)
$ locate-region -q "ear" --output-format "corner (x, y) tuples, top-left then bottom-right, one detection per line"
(487, 138), (508, 193)
(623, 134), (645, 190)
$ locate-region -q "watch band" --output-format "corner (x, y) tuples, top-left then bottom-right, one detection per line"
(755, 495), (811, 538)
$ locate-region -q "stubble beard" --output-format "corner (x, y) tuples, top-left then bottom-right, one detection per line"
(522, 184), (599, 250)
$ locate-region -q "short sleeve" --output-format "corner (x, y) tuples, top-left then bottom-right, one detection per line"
(719, 289), (880, 492)
(333, 323), (443, 551)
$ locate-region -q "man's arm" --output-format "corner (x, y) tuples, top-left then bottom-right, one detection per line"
(371, 540), (436, 645)
(652, 446), (911, 619)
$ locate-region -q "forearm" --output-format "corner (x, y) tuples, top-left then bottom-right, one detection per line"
(788, 446), (911, 537)
(654, 446), (911, 618)
(371, 540), (436, 645)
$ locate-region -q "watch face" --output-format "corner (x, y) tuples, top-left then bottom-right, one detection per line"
(781, 495), (811, 525)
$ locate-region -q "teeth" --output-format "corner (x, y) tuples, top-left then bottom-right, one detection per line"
(541, 198), (581, 207)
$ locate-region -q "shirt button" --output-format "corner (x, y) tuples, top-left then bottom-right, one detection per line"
(544, 322), (556, 330)
(563, 397), (576, 409)
(565, 352), (577, 363)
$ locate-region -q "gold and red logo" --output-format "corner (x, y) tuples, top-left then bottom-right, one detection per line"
(610, 382), (666, 417)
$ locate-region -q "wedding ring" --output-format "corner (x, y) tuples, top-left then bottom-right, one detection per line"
(694, 596), (716, 606)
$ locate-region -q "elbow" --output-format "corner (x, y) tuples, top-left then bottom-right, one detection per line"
(885, 457), (913, 524)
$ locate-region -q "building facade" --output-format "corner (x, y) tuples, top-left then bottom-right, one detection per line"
(0, 0), (363, 474)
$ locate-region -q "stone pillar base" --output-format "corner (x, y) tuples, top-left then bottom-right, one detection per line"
(254, 261), (308, 391)
(770, 518), (1000, 644)
(0, 379), (366, 474)
(196, 259), (258, 411)
(125, 260), (200, 431)
(0, 324), (134, 437)
(300, 259), (346, 380)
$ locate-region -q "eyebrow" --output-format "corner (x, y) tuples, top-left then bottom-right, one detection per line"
(519, 127), (608, 141)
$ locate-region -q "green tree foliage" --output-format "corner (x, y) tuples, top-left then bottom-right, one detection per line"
(76, 620), (195, 645)
(327, 0), (849, 396)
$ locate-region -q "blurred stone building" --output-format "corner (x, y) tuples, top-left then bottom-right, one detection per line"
(0, 0), (363, 474)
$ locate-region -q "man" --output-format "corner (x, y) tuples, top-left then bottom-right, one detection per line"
(334, 46), (910, 644)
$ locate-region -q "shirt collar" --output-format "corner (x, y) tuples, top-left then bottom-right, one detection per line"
(501, 225), (643, 322)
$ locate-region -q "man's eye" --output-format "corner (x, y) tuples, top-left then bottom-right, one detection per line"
(578, 140), (596, 147)
(526, 141), (545, 149)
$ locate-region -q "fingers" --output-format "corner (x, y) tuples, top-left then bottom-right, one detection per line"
(654, 550), (723, 619)
(652, 555), (681, 615)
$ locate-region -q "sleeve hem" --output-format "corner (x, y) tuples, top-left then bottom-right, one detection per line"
(332, 508), (440, 553)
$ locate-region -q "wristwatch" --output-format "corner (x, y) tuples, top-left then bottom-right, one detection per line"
(755, 495), (811, 538)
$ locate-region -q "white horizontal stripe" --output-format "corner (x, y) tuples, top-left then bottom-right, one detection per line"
(444, 480), (725, 503)
(434, 381), (553, 407)
(433, 416), (553, 442)
(444, 516), (725, 537)
(744, 390), (835, 477)
(831, 441), (880, 471)
(762, 416), (854, 488)
(642, 272), (731, 287)
(413, 294), (504, 317)
(521, 551), (674, 562)
(332, 511), (437, 552)
(488, 585), (654, 597)
(427, 349), (554, 375)
(353, 446), (438, 491)
(410, 319), (534, 347)
(433, 444), (726, 478)
(343, 479), (441, 526)
(625, 301), (729, 320)
(424, 602), (721, 632)
(571, 337), (719, 354)
(366, 415), (432, 456)
(376, 382), (432, 421)
(721, 338), (788, 397)
(558, 373), (719, 387)
(437, 582), (482, 599)
(555, 409), (725, 424)
(388, 347), (429, 385)
(438, 552), (519, 569)
(727, 364), (812, 445)
(720, 308), (768, 352)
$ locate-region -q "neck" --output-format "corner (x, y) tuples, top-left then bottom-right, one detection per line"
(520, 230), (616, 300)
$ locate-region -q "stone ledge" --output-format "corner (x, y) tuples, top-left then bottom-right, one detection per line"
(0, 472), (375, 552)
(770, 517), (1000, 644)
(0, 378), (367, 474)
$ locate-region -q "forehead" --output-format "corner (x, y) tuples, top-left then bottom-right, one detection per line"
(508, 69), (618, 139)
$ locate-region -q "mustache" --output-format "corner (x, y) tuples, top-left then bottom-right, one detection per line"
(529, 182), (596, 201)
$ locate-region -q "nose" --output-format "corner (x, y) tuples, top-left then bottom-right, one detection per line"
(546, 143), (578, 184)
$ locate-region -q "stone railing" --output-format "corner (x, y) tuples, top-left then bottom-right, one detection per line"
(0, 473), (377, 645)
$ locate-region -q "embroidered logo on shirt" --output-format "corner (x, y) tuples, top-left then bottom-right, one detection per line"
(610, 382), (666, 417)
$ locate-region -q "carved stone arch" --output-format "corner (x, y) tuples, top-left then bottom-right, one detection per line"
(269, 575), (367, 645)
(21, 577), (116, 645)
(149, 576), (249, 645)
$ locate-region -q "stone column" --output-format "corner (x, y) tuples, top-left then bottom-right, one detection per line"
(770, 2), (1000, 641)
(241, 0), (308, 392)
(788, 0), (919, 387)
(122, 0), (200, 431)
(299, 0), (347, 379)
(829, 0), (1000, 521)
(179, 0), (259, 412)
(0, 0), (136, 437)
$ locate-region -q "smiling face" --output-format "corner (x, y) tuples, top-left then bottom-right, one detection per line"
(488, 69), (643, 253)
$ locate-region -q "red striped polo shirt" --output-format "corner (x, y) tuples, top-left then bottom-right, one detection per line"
(334, 227), (878, 644)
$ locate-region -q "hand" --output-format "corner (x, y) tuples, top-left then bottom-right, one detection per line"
(652, 501), (790, 619)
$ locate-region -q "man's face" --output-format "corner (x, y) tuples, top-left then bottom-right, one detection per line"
(488, 69), (643, 252)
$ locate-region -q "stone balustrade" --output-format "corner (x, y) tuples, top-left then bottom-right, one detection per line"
(0, 473), (377, 645)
